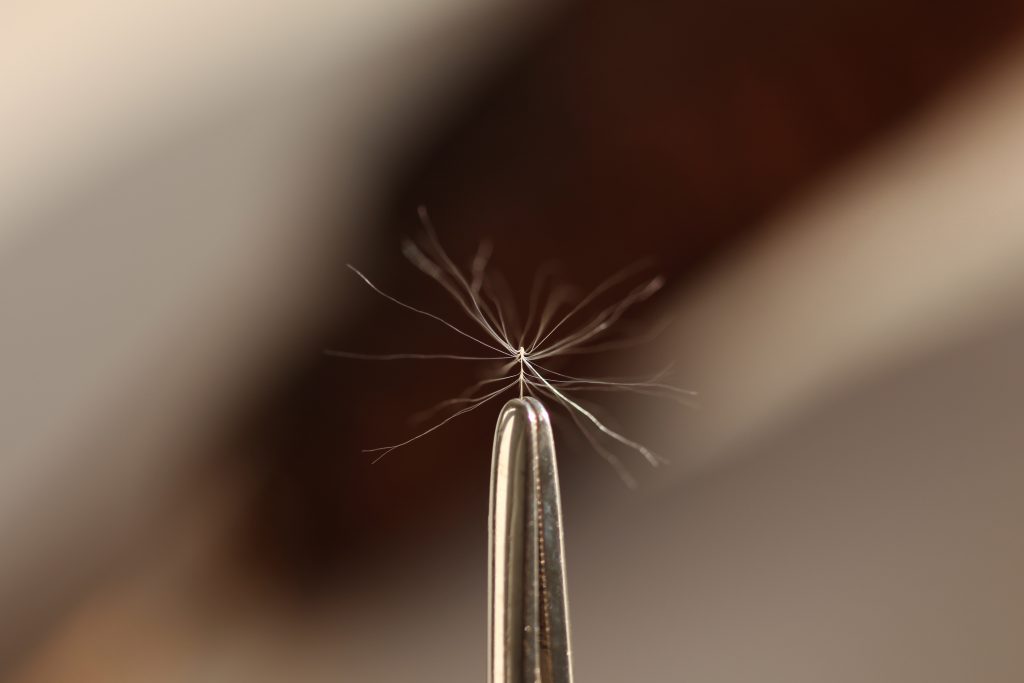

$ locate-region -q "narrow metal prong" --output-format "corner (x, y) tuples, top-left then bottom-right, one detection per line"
(489, 398), (573, 683)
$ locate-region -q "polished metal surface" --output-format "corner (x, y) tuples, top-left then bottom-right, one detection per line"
(488, 398), (573, 683)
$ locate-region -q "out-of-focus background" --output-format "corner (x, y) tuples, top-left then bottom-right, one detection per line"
(3, 0), (1024, 681)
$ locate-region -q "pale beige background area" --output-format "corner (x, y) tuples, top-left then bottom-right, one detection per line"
(0, 0), (548, 668)
(4, 5), (1024, 681)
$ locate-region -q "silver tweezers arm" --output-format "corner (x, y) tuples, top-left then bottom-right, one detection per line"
(488, 398), (574, 683)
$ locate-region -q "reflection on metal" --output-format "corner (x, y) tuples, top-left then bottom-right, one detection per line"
(488, 398), (573, 683)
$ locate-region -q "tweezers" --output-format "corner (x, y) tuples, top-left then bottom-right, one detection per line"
(488, 398), (574, 683)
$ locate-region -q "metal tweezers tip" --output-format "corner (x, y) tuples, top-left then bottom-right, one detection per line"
(488, 398), (574, 683)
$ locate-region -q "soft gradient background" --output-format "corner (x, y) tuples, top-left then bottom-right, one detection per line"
(3, 0), (1024, 680)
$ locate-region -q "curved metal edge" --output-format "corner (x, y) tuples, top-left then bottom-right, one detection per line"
(526, 398), (573, 683)
(488, 398), (573, 683)
(489, 399), (529, 683)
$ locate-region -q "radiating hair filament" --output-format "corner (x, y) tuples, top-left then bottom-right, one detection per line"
(326, 207), (693, 486)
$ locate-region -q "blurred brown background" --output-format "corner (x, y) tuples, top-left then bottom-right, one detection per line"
(238, 0), (1024, 584)
(5, 0), (1024, 680)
